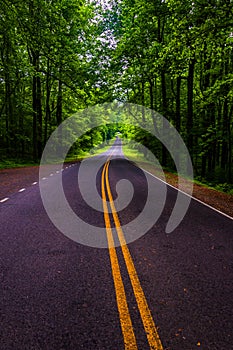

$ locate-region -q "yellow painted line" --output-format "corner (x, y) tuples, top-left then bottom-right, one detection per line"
(101, 162), (137, 349)
(105, 161), (163, 350)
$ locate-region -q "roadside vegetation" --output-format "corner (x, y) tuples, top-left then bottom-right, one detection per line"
(123, 141), (233, 195)
(0, 0), (232, 190)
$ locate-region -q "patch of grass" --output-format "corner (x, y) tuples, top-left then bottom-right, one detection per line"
(0, 158), (38, 170)
(214, 183), (233, 194)
(122, 143), (166, 179)
(123, 146), (151, 164)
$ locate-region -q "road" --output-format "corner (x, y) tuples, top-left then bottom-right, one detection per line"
(0, 139), (233, 350)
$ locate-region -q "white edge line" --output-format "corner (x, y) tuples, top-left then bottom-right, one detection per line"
(142, 168), (233, 221)
(18, 188), (26, 192)
(0, 197), (9, 203)
(124, 154), (233, 221)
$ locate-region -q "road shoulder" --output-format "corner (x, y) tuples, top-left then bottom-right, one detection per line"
(1, 160), (232, 220)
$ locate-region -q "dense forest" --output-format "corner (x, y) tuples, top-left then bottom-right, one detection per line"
(0, 0), (232, 188)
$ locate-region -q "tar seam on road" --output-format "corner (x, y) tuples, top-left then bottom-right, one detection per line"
(101, 156), (163, 350)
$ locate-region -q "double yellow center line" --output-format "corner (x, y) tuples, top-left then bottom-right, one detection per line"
(101, 157), (163, 350)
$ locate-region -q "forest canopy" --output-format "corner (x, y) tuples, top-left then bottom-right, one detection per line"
(0, 0), (232, 187)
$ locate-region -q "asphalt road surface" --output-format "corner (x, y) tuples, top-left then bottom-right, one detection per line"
(0, 139), (233, 350)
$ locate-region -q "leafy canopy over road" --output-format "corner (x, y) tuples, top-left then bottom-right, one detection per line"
(0, 0), (232, 188)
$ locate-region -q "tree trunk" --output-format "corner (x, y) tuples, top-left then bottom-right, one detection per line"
(37, 73), (43, 159)
(221, 99), (228, 171)
(56, 77), (63, 127)
(44, 58), (51, 145)
(56, 68), (63, 157)
(161, 70), (167, 166)
(141, 79), (147, 157)
(31, 50), (42, 161)
(187, 59), (195, 159)
(2, 34), (13, 155)
(228, 105), (232, 182)
(141, 79), (145, 125)
(176, 76), (181, 132)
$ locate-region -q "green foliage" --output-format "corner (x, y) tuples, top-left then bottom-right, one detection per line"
(0, 0), (106, 161)
(105, 0), (233, 185)
(0, 0), (232, 188)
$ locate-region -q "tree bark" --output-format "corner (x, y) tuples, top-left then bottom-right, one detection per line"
(56, 71), (63, 127)
(176, 76), (181, 132)
(56, 67), (63, 157)
(31, 50), (42, 161)
(187, 59), (195, 159)
(161, 70), (167, 166)
(44, 58), (51, 145)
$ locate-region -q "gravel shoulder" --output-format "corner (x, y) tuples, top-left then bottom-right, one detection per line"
(0, 166), (39, 199)
(138, 161), (233, 218)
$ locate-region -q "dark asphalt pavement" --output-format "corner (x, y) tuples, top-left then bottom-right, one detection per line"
(0, 140), (233, 350)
